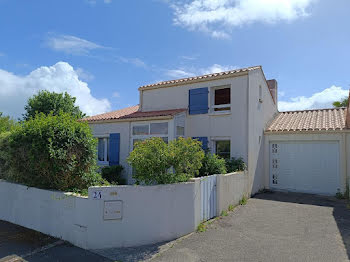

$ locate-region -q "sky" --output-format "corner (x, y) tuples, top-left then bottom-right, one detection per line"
(0, 0), (349, 118)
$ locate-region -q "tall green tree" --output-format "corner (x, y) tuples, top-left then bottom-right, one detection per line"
(0, 112), (16, 133)
(333, 98), (349, 108)
(23, 91), (85, 120)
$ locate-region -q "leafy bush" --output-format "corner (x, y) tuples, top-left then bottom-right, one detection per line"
(198, 152), (227, 177)
(169, 137), (205, 179)
(225, 157), (246, 173)
(0, 112), (16, 133)
(127, 137), (204, 185)
(23, 91), (85, 121)
(101, 165), (126, 185)
(5, 112), (103, 191)
(0, 132), (11, 178)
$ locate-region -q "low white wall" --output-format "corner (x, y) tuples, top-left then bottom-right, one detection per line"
(0, 180), (201, 250)
(216, 171), (249, 215)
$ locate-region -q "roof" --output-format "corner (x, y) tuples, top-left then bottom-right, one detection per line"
(83, 105), (187, 122)
(266, 108), (347, 133)
(139, 66), (261, 90)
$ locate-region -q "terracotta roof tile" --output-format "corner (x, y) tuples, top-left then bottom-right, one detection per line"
(83, 105), (187, 122)
(266, 108), (347, 132)
(139, 66), (261, 89)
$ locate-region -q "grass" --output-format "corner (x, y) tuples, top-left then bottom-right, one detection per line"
(239, 195), (247, 205)
(220, 210), (228, 216)
(228, 204), (235, 211)
(196, 222), (207, 232)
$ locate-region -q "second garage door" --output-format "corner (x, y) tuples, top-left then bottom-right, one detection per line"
(270, 142), (340, 195)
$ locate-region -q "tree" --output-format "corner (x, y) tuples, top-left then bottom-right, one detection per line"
(0, 112), (16, 133)
(23, 91), (85, 120)
(333, 98), (349, 108)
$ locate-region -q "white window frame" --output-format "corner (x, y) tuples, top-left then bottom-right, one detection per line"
(96, 135), (109, 166)
(210, 137), (231, 159)
(210, 85), (231, 114)
(131, 120), (170, 150)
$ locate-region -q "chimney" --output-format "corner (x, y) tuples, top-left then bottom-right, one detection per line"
(346, 90), (350, 129)
(267, 79), (278, 104)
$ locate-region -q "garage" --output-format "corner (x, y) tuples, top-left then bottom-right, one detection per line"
(269, 141), (340, 195)
(265, 107), (347, 196)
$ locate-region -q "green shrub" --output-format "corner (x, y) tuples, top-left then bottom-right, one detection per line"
(225, 157), (246, 173)
(198, 152), (227, 177)
(6, 112), (103, 191)
(0, 112), (16, 133)
(127, 137), (204, 185)
(0, 132), (11, 178)
(101, 165), (126, 185)
(169, 137), (205, 178)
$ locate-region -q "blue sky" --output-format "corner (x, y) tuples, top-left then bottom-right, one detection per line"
(0, 0), (349, 118)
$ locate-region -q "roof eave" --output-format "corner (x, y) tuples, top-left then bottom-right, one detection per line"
(85, 115), (175, 124)
(138, 70), (253, 91)
(264, 129), (349, 135)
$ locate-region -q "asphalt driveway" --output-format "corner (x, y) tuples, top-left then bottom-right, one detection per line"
(151, 191), (350, 262)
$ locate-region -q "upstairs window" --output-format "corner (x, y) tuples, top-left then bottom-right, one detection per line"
(212, 86), (231, 112)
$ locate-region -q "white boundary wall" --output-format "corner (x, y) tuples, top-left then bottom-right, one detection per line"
(0, 172), (248, 250)
(0, 180), (201, 249)
(216, 171), (249, 215)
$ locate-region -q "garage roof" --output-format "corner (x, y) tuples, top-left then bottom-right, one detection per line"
(266, 107), (347, 132)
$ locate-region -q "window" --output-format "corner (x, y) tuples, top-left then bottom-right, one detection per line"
(212, 86), (231, 112)
(98, 138), (109, 162)
(131, 121), (169, 149)
(150, 122), (168, 135)
(176, 126), (185, 137)
(133, 125), (149, 135)
(215, 140), (230, 159)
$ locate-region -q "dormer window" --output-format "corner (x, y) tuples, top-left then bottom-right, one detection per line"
(211, 85), (231, 113)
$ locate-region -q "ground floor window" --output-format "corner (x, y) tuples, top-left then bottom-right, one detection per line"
(131, 121), (169, 149)
(98, 137), (109, 162)
(215, 140), (230, 159)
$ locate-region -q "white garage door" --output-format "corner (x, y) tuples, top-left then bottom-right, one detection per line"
(270, 142), (340, 195)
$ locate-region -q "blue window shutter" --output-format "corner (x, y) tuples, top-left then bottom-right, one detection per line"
(189, 87), (209, 115)
(109, 133), (120, 166)
(193, 137), (208, 150)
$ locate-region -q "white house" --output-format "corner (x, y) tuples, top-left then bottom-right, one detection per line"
(85, 66), (277, 194)
(85, 65), (350, 196)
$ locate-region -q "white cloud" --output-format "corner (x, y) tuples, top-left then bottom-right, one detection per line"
(165, 63), (237, 78)
(76, 67), (95, 82)
(46, 34), (104, 55)
(118, 56), (147, 68)
(180, 55), (197, 61)
(171, 0), (314, 37)
(104, 0), (112, 3)
(278, 86), (348, 112)
(112, 91), (120, 98)
(0, 52), (4, 57)
(0, 62), (111, 118)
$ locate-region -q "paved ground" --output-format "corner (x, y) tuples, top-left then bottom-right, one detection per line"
(151, 191), (350, 262)
(0, 220), (112, 262)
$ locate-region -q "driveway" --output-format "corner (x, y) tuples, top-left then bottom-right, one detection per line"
(151, 191), (350, 262)
(0, 220), (112, 262)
